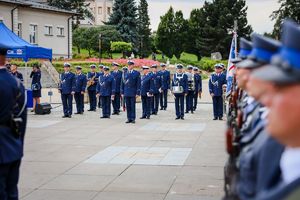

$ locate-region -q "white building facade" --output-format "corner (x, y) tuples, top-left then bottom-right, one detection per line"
(84, 0), (114, 26)
(0, 0), (75, 59)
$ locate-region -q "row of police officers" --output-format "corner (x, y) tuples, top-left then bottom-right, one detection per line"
(58, 60), (203, 123)
(223, 19), (300, 200)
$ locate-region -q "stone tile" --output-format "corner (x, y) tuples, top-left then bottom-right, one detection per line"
(41, 175), (115, 191)
(19, 188), (34, 198)
(22, 189), (97, 200)
(27, 120), (61, 128)
(19, 174), (57, 189)
(21, 161), (76, 175)
(65, 163), (129, 176)
(165, 194), (219, 200)
(93, 192), (165, 200)
(105, 165), (180, 193)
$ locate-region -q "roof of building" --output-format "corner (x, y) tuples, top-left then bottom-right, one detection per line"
(0, 0), (77, 15)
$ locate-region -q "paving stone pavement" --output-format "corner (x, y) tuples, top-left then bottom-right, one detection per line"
(20, 83), (227, 200)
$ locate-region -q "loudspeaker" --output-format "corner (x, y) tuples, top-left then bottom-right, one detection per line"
(35, 103), (52, 115)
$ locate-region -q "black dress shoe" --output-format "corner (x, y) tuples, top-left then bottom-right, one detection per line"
(191, 111), (194, 114)
(160, 108), (164, 110)
(88, 109), (93, 111)
(68, 115), (72, 118)
(75, 112), (80, 115)
(140, 116), (146, 119)
(185, 111), (189, 114)
(164, 108), (167, 110)
(181, 117), (184, 120)
(219, 117), (223, 121)
(62, 115), (68, 118)
(112, 113), (117, 115)
(126, 120), (131, 123)
(146, 116), (150, 119)
(131, 120), (136, 124)
(100, 116), (106, 119)
(213, 117), (218, 120)
(175, 117), (180, 120)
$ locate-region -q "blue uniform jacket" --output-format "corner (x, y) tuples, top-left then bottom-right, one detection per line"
(194, 74), (202, 92)
(172, 73), (188, 96)
(151, 72), (162, 94)
(111, 70), (122, 93)
(96, 74), (116, 96)
(0, 68), (27, 164)
(12, 71), (24, 82)
(141, 73), (155, 96)
(209, 73), (227, 96)
(159, 70), (171, 90)
(75, 73), (87, 93)
(30, 71), (42, 89)
(60, 72), (76, 94)
(87, 72), (98, 91)
(121, 70), (141, 97)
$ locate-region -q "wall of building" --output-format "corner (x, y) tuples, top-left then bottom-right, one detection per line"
(0, 3), (72, 59)
(87, 0), (113, 25)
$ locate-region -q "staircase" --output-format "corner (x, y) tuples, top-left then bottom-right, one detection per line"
(18, 61), (59, 89)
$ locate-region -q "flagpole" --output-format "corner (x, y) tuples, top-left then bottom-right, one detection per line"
(234, 20), (238, 58)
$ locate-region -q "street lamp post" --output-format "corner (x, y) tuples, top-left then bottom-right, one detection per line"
(99, 34), (102, 64)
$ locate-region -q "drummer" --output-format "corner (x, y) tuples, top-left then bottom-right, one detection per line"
(172, 64), (188, 120)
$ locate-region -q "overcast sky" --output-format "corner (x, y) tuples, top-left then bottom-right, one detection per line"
(147, 0), (280, 34)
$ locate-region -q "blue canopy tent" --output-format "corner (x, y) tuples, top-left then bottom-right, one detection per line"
(0, 22), (53, 108)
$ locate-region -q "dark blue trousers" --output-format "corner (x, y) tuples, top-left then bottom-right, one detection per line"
(112, 93), (121, 113)
(175, 94), (185, 118)
(101, 96), (111, 117)
(142, 96), (151, 118)
(159, 89), (168, 109)
(193, 92), (199, 111)
(151, 93), (160, 114)
(74, 92), (84, 113)
(186, 91), (194, 112)
(212, 96), (223, 118)
(0, 160), (21, 200)
(61, 94), (73, 116)
(88, 90), (96, 110)
(125, 96), (136, 121)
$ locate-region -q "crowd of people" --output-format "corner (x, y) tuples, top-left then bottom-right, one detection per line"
(223, 19), (300, 200)
(58, 61), (203, 123)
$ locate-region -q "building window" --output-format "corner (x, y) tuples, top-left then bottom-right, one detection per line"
(107, 7), (111, 15)
(29, 24), (38, 44)
(44, 25), (53, 36)
(57, 27), (65, 37)
(98, 7), (102, 15)
(17, 23), (22, 37)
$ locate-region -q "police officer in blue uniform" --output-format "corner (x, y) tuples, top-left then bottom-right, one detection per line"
(185, 66), (195, 113)
(10, 64), (24, 82)
(159, 63), (170, 110)
(150, 64), (161, 115)
(140, 66), (154, 119)
(59, 63), (76, 118)
(97, 66), (116, 119)
(209, 64), (227, 120)
(172, 64), (188, 120)
(74, 66), (87, 114)
(250, 20), (300, 200)
(0, 48), (27, 200)
(121, 66), (128, 112)
(111, 62), (122, 115)
(87, 65), (98, 111)
(98, 65), (105, 109)
(193, 67), (202, 111)
(121, 60), (141, 124)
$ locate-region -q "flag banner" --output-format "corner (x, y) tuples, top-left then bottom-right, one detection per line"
(226, 33), (237, 96)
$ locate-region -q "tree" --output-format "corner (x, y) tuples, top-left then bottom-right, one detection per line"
(271, 0), (300, 39)
(107, 0), (138, 51)
(173, 11), (188, 59)
(111, 41), (133, 58)
(73, 28), (85, 54)
(137, 0), (152, 58)
(156, 7), (176, 58)
(47, 0), (92, 27)
(185, 0), (252, 59)
(72, 26), (122, 57)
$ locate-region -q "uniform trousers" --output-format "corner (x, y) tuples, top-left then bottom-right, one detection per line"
(212, 96), (223, 118)
(125, 96), (136, 121)
(142, 96), (151, 118)
(61, 94), (73, 116)
(88, 90), (97, 110)
(112, 93), (121, 113)
(74, 92), (84, 113)
(101, 96), (111, 117)
(160, 89), (168, 109)
(175, 94), (185, 117)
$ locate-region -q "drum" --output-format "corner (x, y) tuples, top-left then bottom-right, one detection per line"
(173, 86), (183, 94)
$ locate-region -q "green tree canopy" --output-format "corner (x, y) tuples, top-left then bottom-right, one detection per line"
(271, 0), (300, 39)
(111, 41), (133, 58)
(137, 0), (152, 58)
(107, 0), (138, 51)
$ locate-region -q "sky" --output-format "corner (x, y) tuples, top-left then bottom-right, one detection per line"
(147, 0), (280, 34)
